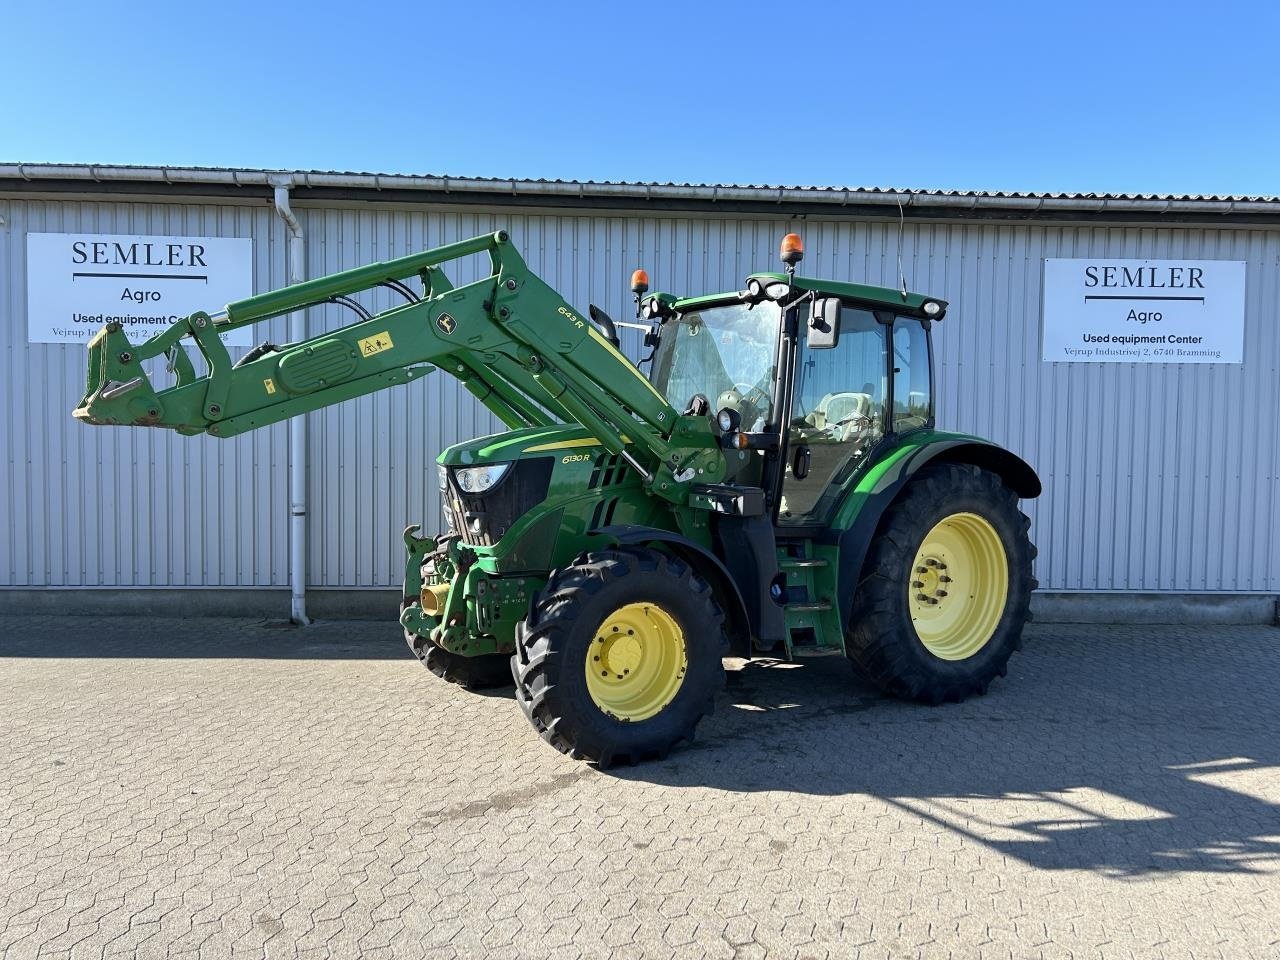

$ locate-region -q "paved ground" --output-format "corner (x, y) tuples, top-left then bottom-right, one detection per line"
(1, 616), (1278, 960)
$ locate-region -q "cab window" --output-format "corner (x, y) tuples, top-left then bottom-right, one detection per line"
(891, 318), (932, 433)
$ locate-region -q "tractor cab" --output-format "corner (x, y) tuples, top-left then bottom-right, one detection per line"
(641, 234), (945, 528)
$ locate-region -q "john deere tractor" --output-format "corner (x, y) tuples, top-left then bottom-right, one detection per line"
(75, 229), (1039, 765)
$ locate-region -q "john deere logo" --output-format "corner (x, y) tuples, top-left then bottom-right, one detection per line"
(436, 312), (457, 335)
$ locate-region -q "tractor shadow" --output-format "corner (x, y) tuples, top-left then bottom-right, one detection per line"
(605, 625), (1280, 878)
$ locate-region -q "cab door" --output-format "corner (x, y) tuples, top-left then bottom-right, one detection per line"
(777, 308), (889, 525)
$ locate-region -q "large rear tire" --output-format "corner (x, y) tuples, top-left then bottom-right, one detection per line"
(513, 547), (727, 766)
(846, 463), (1036, 704)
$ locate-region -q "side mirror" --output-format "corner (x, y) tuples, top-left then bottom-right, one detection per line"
(807, 297), (841, 349)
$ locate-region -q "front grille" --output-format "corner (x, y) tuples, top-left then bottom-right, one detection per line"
(445, 457), (554, 546)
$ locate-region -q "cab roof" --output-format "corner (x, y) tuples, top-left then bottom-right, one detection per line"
(672, 273), (945, 320)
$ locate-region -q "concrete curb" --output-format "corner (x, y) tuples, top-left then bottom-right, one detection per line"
(1, 589), (1276, 626)
(0, 589), (403, 621)
(1031, 592), (1278, 626)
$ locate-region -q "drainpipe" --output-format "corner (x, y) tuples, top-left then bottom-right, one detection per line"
(271, 177), (311, 625)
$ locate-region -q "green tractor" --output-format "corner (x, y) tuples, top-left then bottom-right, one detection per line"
(74, 229), (1039, 765)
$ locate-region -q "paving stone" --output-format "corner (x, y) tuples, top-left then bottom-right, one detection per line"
(1, 616), (1278, 958)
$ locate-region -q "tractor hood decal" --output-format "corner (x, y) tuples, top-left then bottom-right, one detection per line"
(439, 425), (602, 467)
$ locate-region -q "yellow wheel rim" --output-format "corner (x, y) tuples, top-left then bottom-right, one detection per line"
(908, 512), (1009, 661)
(585, 602), (687, 722)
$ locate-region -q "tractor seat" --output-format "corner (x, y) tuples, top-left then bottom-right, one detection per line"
(803, 392), (872, 437)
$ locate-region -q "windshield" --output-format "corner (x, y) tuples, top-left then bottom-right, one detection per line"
(649, 302), (780, 430)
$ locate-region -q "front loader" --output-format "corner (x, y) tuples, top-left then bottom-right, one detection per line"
(75, 229), (1040, 765)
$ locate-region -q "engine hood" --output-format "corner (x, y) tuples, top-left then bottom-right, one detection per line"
(437, 425), (603, 467)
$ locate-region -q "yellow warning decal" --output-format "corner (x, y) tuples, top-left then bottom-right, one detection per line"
(525, 436), (601, 453)
(264, 378), (276, 395)
(358, 331), (395, 357)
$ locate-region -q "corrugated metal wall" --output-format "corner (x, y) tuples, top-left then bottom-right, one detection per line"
(3, 196), (1277, 592)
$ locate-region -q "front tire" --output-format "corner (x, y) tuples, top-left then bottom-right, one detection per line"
(513, 548), (727, 765)
(407, 628), (514, 689)
(846, 463), (1036, 704)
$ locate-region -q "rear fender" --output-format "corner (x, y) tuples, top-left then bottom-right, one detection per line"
(826, 434), (1040, 628)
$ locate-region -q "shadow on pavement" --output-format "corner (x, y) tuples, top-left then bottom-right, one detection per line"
(605, 626), (1280, 878)
(0, 616), (412, 660)
(6, 613), (1278, 878)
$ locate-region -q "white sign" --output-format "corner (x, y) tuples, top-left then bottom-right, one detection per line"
(27, 233), (254, 345)
(1042, 258), (1246, 363)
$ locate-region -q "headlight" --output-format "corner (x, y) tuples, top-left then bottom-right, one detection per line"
(643, 297), (669, 319)
(716, 407), (741, 432)
(747, 279), (764, 298)
(452, 463), (511, 493)
(922, 300), (943, 318)
(765, 281), (791, 300)
(436, 463), (448, 491)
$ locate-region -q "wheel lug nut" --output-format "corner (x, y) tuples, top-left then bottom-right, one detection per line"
(912, 580), (925, 589)
(936, 590), (948, 598)
(916, 566), (928, 574)
(916, 593), (929, 602)
(925, 559), (937, 567)
(940, 575), (952, 583)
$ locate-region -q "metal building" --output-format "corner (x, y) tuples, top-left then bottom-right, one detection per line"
(2, 165), (1277, 621)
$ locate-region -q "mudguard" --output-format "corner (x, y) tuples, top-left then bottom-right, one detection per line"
(822, 433), (1040, 628)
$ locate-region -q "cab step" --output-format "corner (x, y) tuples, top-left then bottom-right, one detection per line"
(785, 601), (832, 613)
(779, 558), (829, 570)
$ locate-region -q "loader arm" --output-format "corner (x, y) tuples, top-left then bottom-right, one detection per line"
(74, 231), (708, 495)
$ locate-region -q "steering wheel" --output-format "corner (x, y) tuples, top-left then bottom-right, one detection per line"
(829, 412), (875, 443)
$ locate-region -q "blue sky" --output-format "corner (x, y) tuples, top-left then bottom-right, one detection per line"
(4, 0), (1276, 196)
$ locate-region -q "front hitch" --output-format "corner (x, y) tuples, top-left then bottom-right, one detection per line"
(402, 524), (437, 606)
